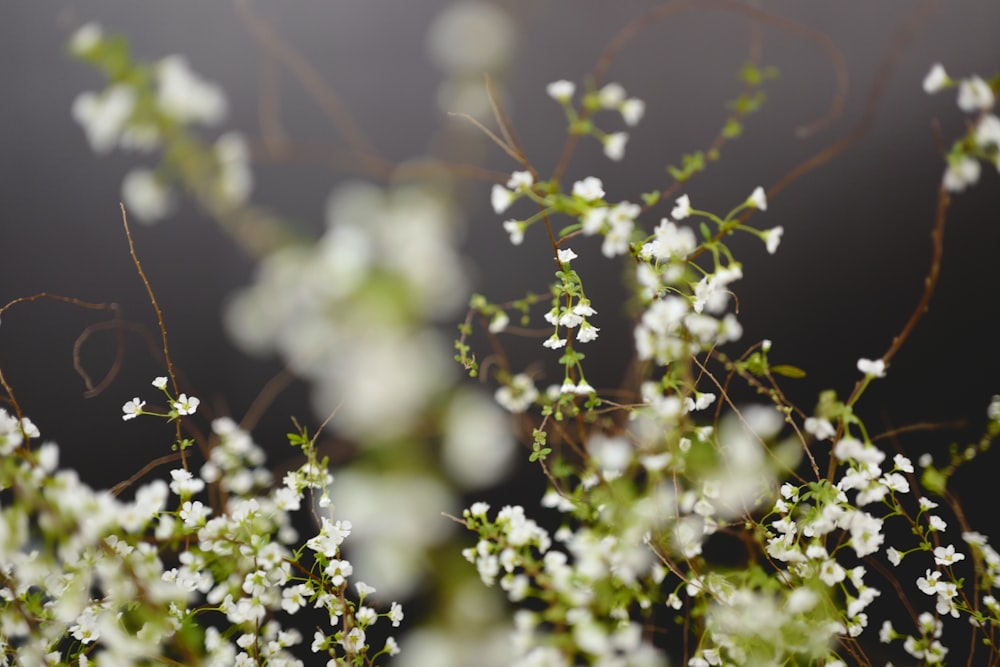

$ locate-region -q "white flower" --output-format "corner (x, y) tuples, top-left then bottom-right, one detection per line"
(933, 544), (965, 566)
(388, 602), (404, 627)
(919, 497), (939, 510)
(574, 381), (595, 395)
(325, 558), (354, 586)
(341, 627), (365, 654)
(804, 417), (836, 440)
(502, 219), (524, 245)
(69, 22), (102, 55)
(975, 114), (1000, 148)
(71, 85), (136, 154)
(671, 194), (691, 220)
(643, 219), (696, 261)
(747, 186), (767, 211)
(597, 83), (626, 108)
(603, 132), (628, 161)
(122, 169), (174, 224)
(506, 170), (534, 190)
(152, 376), (168, 389)
(602, 216), (633, 258)
(917, 569), (942, 595)
(122, 397), (145, 421)
(572, 176), (605, 202)
(857, 357), (886, 378)
(494, 374), (538, 413)
(174, 393), (200, 415)
(943, 156), (981, 192)
(923, 63), (949, 94)
(621, 98), (645, 126)
(957, 76), (994, 112)
(928, 515), (947, 531)
(894, 453), (914, 473)
(557, 248), (578, 263)
(169, 468), (206, 496)
(157, 55), (227, 125)
(576, 322), (600, 343)
(491, 184), (515, 213)
(488, 311), (509, 333)
(214, 132), (253, 205)
(543, 335), (567, 349)
(581, 207), (608, 234)
(764, 226), (783, 254)
(546, 79), (575, 102)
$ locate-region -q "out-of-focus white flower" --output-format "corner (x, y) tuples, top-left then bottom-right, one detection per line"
(922, 63), (949, 94)
(327, 471), (456, 598)
(121, 168), (174, 224)
(156, 55), (227, 125)
(588, 433), (632, 474)
(546, 79), (575, 102)
(764, 226), (783, 254)
(572, 176), (604, 202)
(72, 85), (136, 154)
(957, 76), (994, 112)
(976, 114), (1000, 148)
(494, 374), (538, 414)
(442, 389), (517, 489)
(426, 1), (516, 74)
(943, 155), (982, 192)
(69, 22), (102, 56)
(597, 83), (626, 109)
(671, 194), (691, 220)
(857, 357), (886, 378)
(621, 98), (645, 126)
(603, 132), (628, 161)
(214, 132), (253, 205)
(748, 186), (767, 211)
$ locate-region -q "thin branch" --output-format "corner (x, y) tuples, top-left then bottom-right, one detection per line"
(120, 205), (187, 468)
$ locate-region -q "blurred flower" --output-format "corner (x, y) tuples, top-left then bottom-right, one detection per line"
(426, 1), (516, 74)
(72, 85), (135, 154)
(121, 168), (174, 224)
(156, 55), (227, 125)
(957, 75), (994, 112)
(442, 389), (516, 489)
(922, 63), (949, 94)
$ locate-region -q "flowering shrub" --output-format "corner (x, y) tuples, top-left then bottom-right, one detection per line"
(457, 63), (1000, 666)
(2, 4), (999, 666)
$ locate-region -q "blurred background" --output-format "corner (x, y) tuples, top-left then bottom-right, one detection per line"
(1, 0), (999, 662)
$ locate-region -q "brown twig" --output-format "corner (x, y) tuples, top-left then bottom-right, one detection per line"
(120, 205), (188, 468)
(233, 0), (391, 178)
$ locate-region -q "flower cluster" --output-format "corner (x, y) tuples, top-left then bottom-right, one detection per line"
(546, 79), (645, 161)
(60, 11), (1000, 667)
(456, 67), (1000, 667)
(922, 63), (999, 192)
(0, 398), (402, 665)
(70, 23), (253, 224)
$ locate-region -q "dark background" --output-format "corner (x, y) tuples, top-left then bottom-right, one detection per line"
(1, 3), (999, 647)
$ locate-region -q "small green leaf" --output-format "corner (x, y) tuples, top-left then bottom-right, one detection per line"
(722, 119), (743, 139)
(770, 364), (807, 379)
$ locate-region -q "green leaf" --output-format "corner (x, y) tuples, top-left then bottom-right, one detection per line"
(770, 364), (807, 379)
(558, 223), (582, 237)
(641, 190), (661, 206)
(740, 62), (762, 86)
